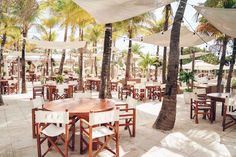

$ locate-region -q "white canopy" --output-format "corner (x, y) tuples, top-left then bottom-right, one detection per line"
(26, 39), (86, 49)
(182, 60), (217, 70)
(180, 52), (209, 59)
(73, 0), (174, 24)
(195, 6), (236, 38)
(135, 26), (214, 47)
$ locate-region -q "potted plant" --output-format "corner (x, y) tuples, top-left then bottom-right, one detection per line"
(179, 71), (195, 104)
(55, 75), (64, 84)
(231, 79), (236, 95)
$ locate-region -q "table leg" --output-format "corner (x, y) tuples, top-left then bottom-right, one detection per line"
(211, 99), (216, 121)
(221, 102), (225, 116)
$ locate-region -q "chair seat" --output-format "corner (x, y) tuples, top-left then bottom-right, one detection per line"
(85, 126), (115, 139)
(41, 124), (65, 137)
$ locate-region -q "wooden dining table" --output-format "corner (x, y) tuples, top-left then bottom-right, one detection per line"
(43, 98), (115, 117)
(207, 93), (230, 121)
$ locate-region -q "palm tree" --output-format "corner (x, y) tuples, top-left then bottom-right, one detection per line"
(37, 17), (58, 76)
(162, 4), (172, 84)
(226, 38), (236, 92)
(117, 14), (149, 84)
(144, 13), (166, 81)
(99, 23), (112, 99)
(84, 24), (104, 76)
(197, 0), (236, 92)
(13, 0), (39, 93)
(153, 0), (188, 130)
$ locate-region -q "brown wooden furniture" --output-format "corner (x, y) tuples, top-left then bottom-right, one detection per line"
(118, 86), (132, 100)
(86, 78), (101, 91)
(207, 93), (230, 121)
(222, 96), (236, 131)
(35, 110), (72, 157)
(146, 85), (159, 100)
(115, 97), (136, 137)
(33, 86), (44, 99)
(43, 98), (115, 153)
(80, 109), (119, 157)
(0, 80), (8, 94)
(190, 93), (213, 124)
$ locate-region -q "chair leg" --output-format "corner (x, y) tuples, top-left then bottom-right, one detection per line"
(195, 108), (198, 124)
(32, 108), (36, 138)
(190, 105), (193, 119)
(36, 126), (41, 157)
(88, 135), (93, 157)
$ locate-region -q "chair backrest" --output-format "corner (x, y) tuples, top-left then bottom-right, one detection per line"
(126, 96), (138, 108)
(57, 84), (68, 95)
(225, 97), (236, 115)
(31, 97), (45, 108)
(73, 92), (92, 100)
(89, 108), (119, 126)
(35, 110), (69, 124)
(193, 88), (206, 95)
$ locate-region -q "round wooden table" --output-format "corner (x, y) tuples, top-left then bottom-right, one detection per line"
(43, 98), (115, 116)
(207, 93), (230, 121)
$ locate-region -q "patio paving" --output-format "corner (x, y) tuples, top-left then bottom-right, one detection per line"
(0, 89), (236, 157)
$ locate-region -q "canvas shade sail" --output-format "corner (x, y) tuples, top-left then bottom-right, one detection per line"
(180, 52), (209, 59)
(182, 60), (217, 70)
(195, 6), (236, 38)
(135, 26), (214, 47)
(26, 39), (86, 49)
(73, 0), (174, 24)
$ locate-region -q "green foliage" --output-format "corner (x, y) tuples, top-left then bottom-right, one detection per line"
(75, 68), (80, 75)
(184, 88), (193, 92)
(179, 71), (195, 91)
(232, 79), (236, 87)
(199, 53), (219, 65)
(55, 75), (64, 84)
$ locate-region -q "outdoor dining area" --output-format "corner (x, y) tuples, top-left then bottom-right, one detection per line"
(1, 0), (236, 157)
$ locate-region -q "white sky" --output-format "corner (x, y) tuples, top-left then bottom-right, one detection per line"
(29, 0), (208, 57)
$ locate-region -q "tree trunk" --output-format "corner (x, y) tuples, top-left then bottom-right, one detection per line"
(58, 23), (68, 75)
(217, 37), (228, 92)
(111, 53), (115, 79)
(155, 46), (159, 81)
(21, 30), (27, 93)
(180, 47), (183, 71)
(153, 0), (187, 130)
(0, 31), (6, 78)
(162, 4), (171, 84)
(125, 31), (132, 85)
(226, 38), (236, 92)
(95, 56), (98, 77)
(99, 23), (112, 99)
(78, 28), (84, 91)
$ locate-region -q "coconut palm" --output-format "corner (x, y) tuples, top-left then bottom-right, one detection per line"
(84, 24), (104, 76)
(99, 23), (112, 99)
(197, 0), (236, 92)
(153, 0), (188, 130)
(13, 0), (39, 93)
(117, 14), (149, 84)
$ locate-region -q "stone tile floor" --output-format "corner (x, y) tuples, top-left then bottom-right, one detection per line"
(0, 91), (236, 157)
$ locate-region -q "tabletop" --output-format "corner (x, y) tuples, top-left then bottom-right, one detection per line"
(43, 98), (115, 115)
(207, 93), (230, 99)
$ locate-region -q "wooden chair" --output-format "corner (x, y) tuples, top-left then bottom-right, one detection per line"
(133, 84), (146, 101)
(33, 85), (44, 99)
(31, 97), (45, 138)
(222, 96), (236, 131)
(115, 96), (137, 137)
(54, 84), (68, 100)
(35, 110), (72, 157)
(190, 92), (213, 124)
(80, 108), (119, 157)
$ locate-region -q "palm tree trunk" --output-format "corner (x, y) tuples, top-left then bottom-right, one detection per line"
(180, 47), (183, 71)
(78, 28), (84, 91)
(155, 46), (159, 81)
(111, 53), (115, 79)
(58, 23), (68, 75)
(162, 4), (171, 84)
(0, 32), (6, 78)
(94, 41), (98, 77)
(99, 23), (112, 99)
(21, 30), (27, 93)
(153, 0), (188, 130)
(217, 37), (228, 92)
(226, 38), (236, 92)
(125, 31), (132, 84)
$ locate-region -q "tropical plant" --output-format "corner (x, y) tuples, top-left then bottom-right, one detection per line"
(231, 78), (236, 88)
(153, 0), (188, 130)
(12, 0), (39, 93)
(179, 71), (194, 92)
(55, 75), (64, 84)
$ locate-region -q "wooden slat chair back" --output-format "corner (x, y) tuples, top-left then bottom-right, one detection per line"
(133, 83), (146, 100)
(115, 96), (137, 137)
(54, 84), (68, 100)
(193, 88), (207, 100)
(190, 93), (213, 124)
(80, 108), (119, 157)
(35, 110), (71, 157)
(31, 97), (45, 138)
(223, 96), (236, 131)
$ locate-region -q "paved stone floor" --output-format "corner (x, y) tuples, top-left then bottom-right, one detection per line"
(0, 90), (236, 157)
